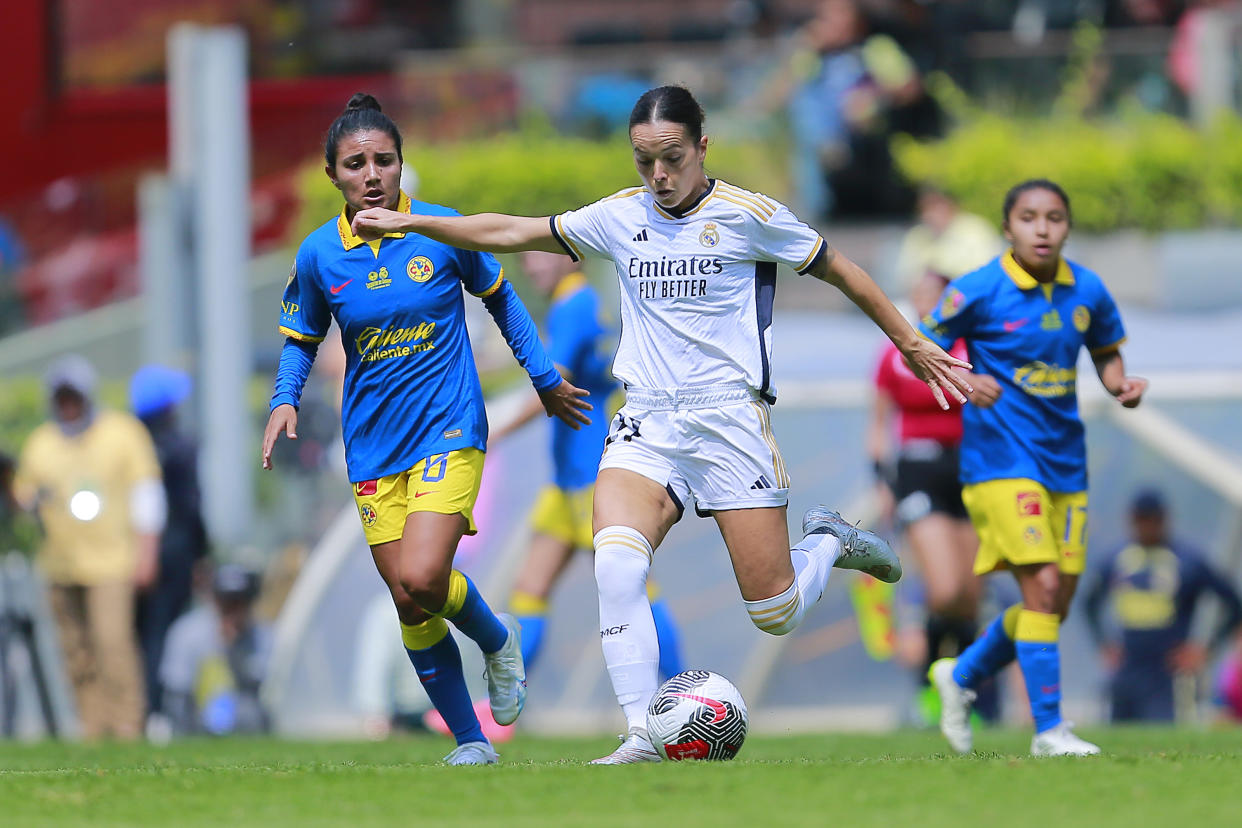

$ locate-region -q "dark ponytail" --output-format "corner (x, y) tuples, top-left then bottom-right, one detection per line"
(324, 93), (403, 167)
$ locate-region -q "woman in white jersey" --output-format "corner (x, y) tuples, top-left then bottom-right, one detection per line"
(351, 86), (973, 763)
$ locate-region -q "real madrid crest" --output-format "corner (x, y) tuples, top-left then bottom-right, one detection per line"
(698, 222), (720, 248)
(408, 256), (435, 283)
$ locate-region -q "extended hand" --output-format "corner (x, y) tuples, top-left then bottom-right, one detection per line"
(901, 338), (973, 410)
(1168, 641), (1207, 675)
(262, 404), (298, 470)
(351, 208), (409, 240)
(965, 373), (1003, 408)
(1115, 375), (1148, 408)
(538, 378), (593, 430)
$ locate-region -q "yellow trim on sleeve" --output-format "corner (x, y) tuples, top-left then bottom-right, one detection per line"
(1014, 609), (1060, 643)
(401, 617), (450, 650)
(278, 326), (325, 343)
(797, 237), (826, 272)
(1090, 337), (1127, 356)
(510, 591), (549, 616)
(550, 271), (588, 303)
(473, 268), (506, 298)
(554, 215), (585, 260)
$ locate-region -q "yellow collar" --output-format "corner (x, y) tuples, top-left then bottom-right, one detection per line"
(1001, 249), (1074, 289)
(337, 191), (412, 253)
(550, 272), (588, 303)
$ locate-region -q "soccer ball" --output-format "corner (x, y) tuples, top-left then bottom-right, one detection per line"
(646, 670), (748, 761)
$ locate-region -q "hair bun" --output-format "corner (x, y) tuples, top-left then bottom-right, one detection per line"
(345, 92), (382, 113)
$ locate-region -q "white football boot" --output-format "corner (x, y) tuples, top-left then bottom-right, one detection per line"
(443, 741), (499, 766)
(929, 658), (976, 754)
(801, 506), (902, 583)
(483, 613), (527, 726)
(1031, 722), (1101, 757)
(590, 727), (662, 765)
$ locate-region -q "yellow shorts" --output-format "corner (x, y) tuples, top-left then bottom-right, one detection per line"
(961, 478), (1088, 576)
(352, 448), (485, 546)
(530, 484), (595, 550)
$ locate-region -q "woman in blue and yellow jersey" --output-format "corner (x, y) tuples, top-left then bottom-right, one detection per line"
(920, 179), (1147, 757)
(261, 94), (590, 766)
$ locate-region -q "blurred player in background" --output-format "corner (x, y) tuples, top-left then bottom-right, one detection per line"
(493, 251), (684, 681)
(262, 94), (590, 765)
(351, 84), (971, 763)
(1083, 488), (1242, 722)
(869, 271), (982, 721)
(923, 179), (1148, 756)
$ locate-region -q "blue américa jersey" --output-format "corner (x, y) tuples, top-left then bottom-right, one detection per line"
(919, 251), (1127, 492)
(545, 273), (616, 489)
(273, 192), (559, 482)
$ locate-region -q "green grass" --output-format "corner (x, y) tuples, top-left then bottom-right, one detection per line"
(2, 728), (1240, 827)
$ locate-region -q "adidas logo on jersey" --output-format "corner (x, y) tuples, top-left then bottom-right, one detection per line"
(750, 475), (775, 490)
(633, 229), (649, 242)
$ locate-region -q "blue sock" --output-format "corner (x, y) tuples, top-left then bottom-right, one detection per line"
(651, 598), (685, 680)
(439, 570), (507, 654)
(1014, 609), (1063, 733)
(402, 619), (485, 746)
(517, 614), (546, 667)
(953, 604), (1020, 689)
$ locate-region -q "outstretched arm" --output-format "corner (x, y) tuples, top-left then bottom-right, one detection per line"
(1092, 349), (1146, 408)
(808, 248), (973, 409)
(351, 209), (563, 254)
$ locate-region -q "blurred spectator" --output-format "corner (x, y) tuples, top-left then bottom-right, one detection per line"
(893, 186), (1001, 292)
(1083, 489), (1242, 722)
(159, 563), (272, 736)
(12, 355), (165, 740)
(1168, 1), (1242, 99)
(787, 0), (941, 221)
(129, 364), (210, 721)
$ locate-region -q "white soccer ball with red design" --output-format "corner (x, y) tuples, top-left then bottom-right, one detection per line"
(646, 670), (748, 761)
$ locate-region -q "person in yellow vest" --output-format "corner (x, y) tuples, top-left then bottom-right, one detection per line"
(13, 355), (165, 740)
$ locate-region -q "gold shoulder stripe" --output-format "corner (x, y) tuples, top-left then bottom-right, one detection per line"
(715, 192), (770, 222)
(605, 187), (645, 202)
(719, 184), (775, 219)
(279, 326), (325, 343)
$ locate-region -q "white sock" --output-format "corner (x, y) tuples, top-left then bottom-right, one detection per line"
(791, 531), (840, 605)
(744, 533), (841, 636)
(594, 525), (660, 732)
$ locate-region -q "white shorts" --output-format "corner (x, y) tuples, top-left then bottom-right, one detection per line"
(598, 384), (791, 515)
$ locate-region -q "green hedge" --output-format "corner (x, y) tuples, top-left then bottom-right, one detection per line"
(894, 24), (1242, 233)
(295, 127), (787, 240)
(893, 109), (1242, 233)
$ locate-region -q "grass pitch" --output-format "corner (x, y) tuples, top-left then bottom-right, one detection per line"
(2, 727), (1239, 827)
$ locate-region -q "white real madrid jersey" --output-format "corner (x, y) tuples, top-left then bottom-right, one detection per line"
(549, 179), (827, 401)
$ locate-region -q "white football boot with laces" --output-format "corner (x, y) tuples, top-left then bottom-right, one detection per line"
(1031, 722), (1100, 757)
(801, 506), (902, 583)
(590, 727), (662, 765)
(483, 613), (527, 726)
(929, 658), (976, 754)
(443, 741), (499, 766)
